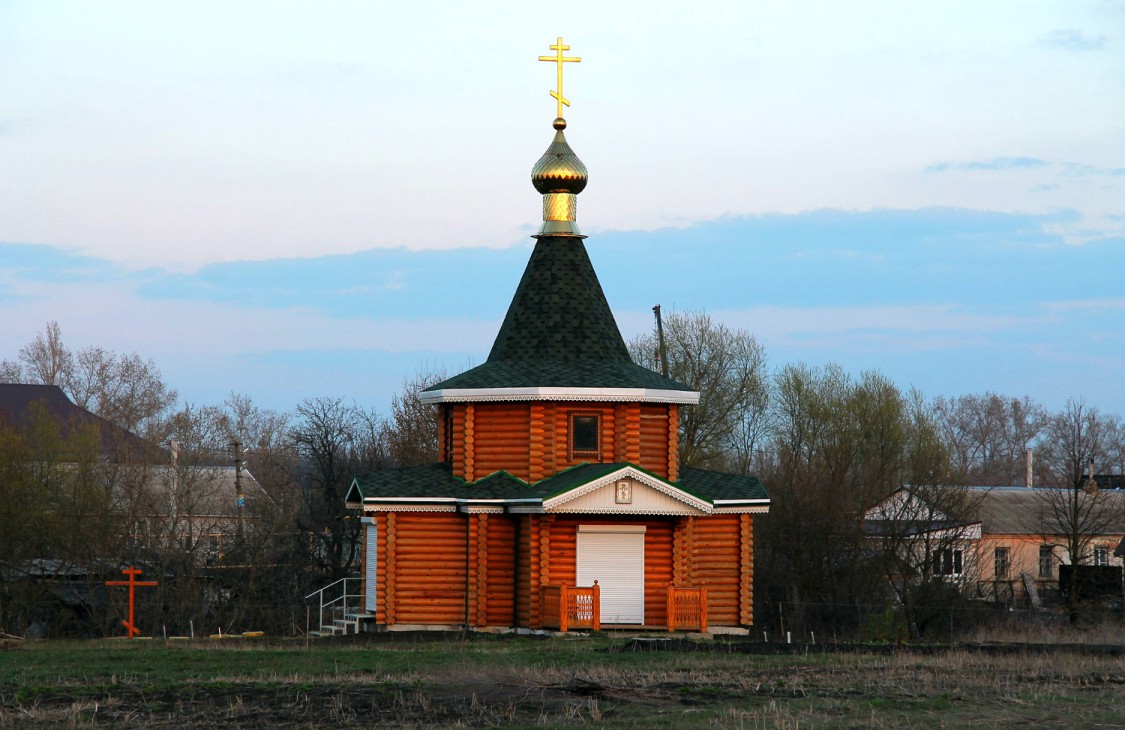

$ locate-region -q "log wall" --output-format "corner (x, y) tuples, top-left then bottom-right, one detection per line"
(639, 405), (669, 478)
(484, 515), (517, 626)
(545, 516), (676, 628)
(473, 405), (531, 480)
(444, 401), (681, 483)
(382, 511), (467, 626)
(643, 519), (675, 627)
(739, 514), (755, 626)
(374, 511), (754, 629)
(691, 514), (748, 626)
(517, 516), (543, 627)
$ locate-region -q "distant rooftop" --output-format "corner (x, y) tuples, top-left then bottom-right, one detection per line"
(0, 383), (165, 460)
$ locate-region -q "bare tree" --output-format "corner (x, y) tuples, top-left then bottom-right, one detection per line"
(142, 396), (305, 634)
(757, 363), (968, 638)
(1035, 399), (1120, 622)
(629, 311), (769, 471)
(68, 350), (178, 440)
(933, 393), (1047, 485)
(7, 322), (178, 440)
(0, 359), (22, 383)
(865, 481), (983, 639)
(0, 402), (124, 636)
(18, 321), (73, 386)
(384, 368), (445, 467)
(292, 397), (387, 581)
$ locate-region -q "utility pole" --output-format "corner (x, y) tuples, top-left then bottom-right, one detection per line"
(653, 305), (669, 377)
(230, 440), (245, 545)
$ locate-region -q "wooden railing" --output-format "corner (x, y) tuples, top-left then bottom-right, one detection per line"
(542, 581), (600, 632)
(667, 585), (707, 632)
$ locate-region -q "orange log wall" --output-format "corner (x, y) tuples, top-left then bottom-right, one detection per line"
(673, 514), (755, 626)
(377, 511), (755, 628)
(483, 514), (516, 626)
(376, 511), (520, 628)
(385, 512), (467, 625)
(441, 402), (679, 482)
(639, 406), (669, 479)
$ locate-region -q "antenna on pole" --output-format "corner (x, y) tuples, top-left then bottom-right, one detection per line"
(653, 305), (668, 377)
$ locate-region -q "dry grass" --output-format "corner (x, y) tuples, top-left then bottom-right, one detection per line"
(962, 614), (1125, 645)
(2, 636), (1124, 727)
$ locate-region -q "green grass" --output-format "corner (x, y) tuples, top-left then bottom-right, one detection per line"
(2, 636), (1124, 727)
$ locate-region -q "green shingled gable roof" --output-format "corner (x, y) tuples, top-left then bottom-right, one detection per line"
(424, 236), (692, 393)
(678, 467), (769, 502)
(348, 460), (769, 505)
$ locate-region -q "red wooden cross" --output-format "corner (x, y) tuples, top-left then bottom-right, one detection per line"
(105, 567), (158, 638)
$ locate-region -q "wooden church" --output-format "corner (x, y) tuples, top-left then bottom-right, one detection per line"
(343, 39), (769, 633)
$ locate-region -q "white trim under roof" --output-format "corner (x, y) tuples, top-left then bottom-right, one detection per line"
(713, 505), (771, 514)
(542, 465), (713, 515)
(419, 386), (700, 405)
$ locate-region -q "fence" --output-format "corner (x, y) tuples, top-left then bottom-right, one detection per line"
(666, 585), (708, 632)
(541, 582), (600, 632)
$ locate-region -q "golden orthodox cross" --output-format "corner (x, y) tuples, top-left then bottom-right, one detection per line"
(539, 36), (580, 119)
(105, 566), (158, 638)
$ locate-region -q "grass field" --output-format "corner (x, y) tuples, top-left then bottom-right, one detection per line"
(2, 633), (1124, 728)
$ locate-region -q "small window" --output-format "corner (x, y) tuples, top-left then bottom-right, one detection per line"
(570, 413), (600, 457)
(932, 548), (963, 577)
(1039, 545), (1054, 578)
(1094, 546), (1110, 566)
(994, 547), (1010, 579)
(443, 408), (454, 462)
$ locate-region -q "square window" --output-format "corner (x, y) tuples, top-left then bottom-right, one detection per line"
(932, 548), (963, 576)
(1094, 546), (1110, 566)
(570, 414), (600, 456)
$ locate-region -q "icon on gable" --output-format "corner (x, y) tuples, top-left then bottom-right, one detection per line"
(615, 480), (633, 504)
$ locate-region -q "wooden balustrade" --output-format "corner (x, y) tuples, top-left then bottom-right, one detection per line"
(541, 581), (600, 632)
(667, 585), (707, 632)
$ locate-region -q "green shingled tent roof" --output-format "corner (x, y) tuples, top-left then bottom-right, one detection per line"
(424, 235), (693, 393)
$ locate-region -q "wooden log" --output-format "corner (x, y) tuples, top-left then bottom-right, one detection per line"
(668, 407), (680, 481)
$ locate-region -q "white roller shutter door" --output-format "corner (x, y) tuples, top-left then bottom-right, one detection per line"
(576, 525), (645, 624)
(364, 520), (378, 614)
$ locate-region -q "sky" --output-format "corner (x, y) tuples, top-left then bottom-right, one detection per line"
(1, 1), (1123, 419)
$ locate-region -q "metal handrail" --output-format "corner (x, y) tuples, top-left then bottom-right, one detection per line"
(305, 576), (364, 634)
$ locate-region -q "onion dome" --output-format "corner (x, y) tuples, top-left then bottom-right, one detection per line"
(531, 118), (588, 195)
(532, 118), (587, 237)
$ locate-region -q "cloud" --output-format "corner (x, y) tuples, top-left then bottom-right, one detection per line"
(4, 207), (1124, 415)
(1039, 29), (1107, 52)
(1061, 163), (1125, 178)
(1044, 297), (1125, 314)
(708, 304), (1029, 338)
(925, 157), (1048, 173)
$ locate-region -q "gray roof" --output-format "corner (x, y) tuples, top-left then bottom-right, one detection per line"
(137, 465), (267, 517)
(969, 485), (1125, 535)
